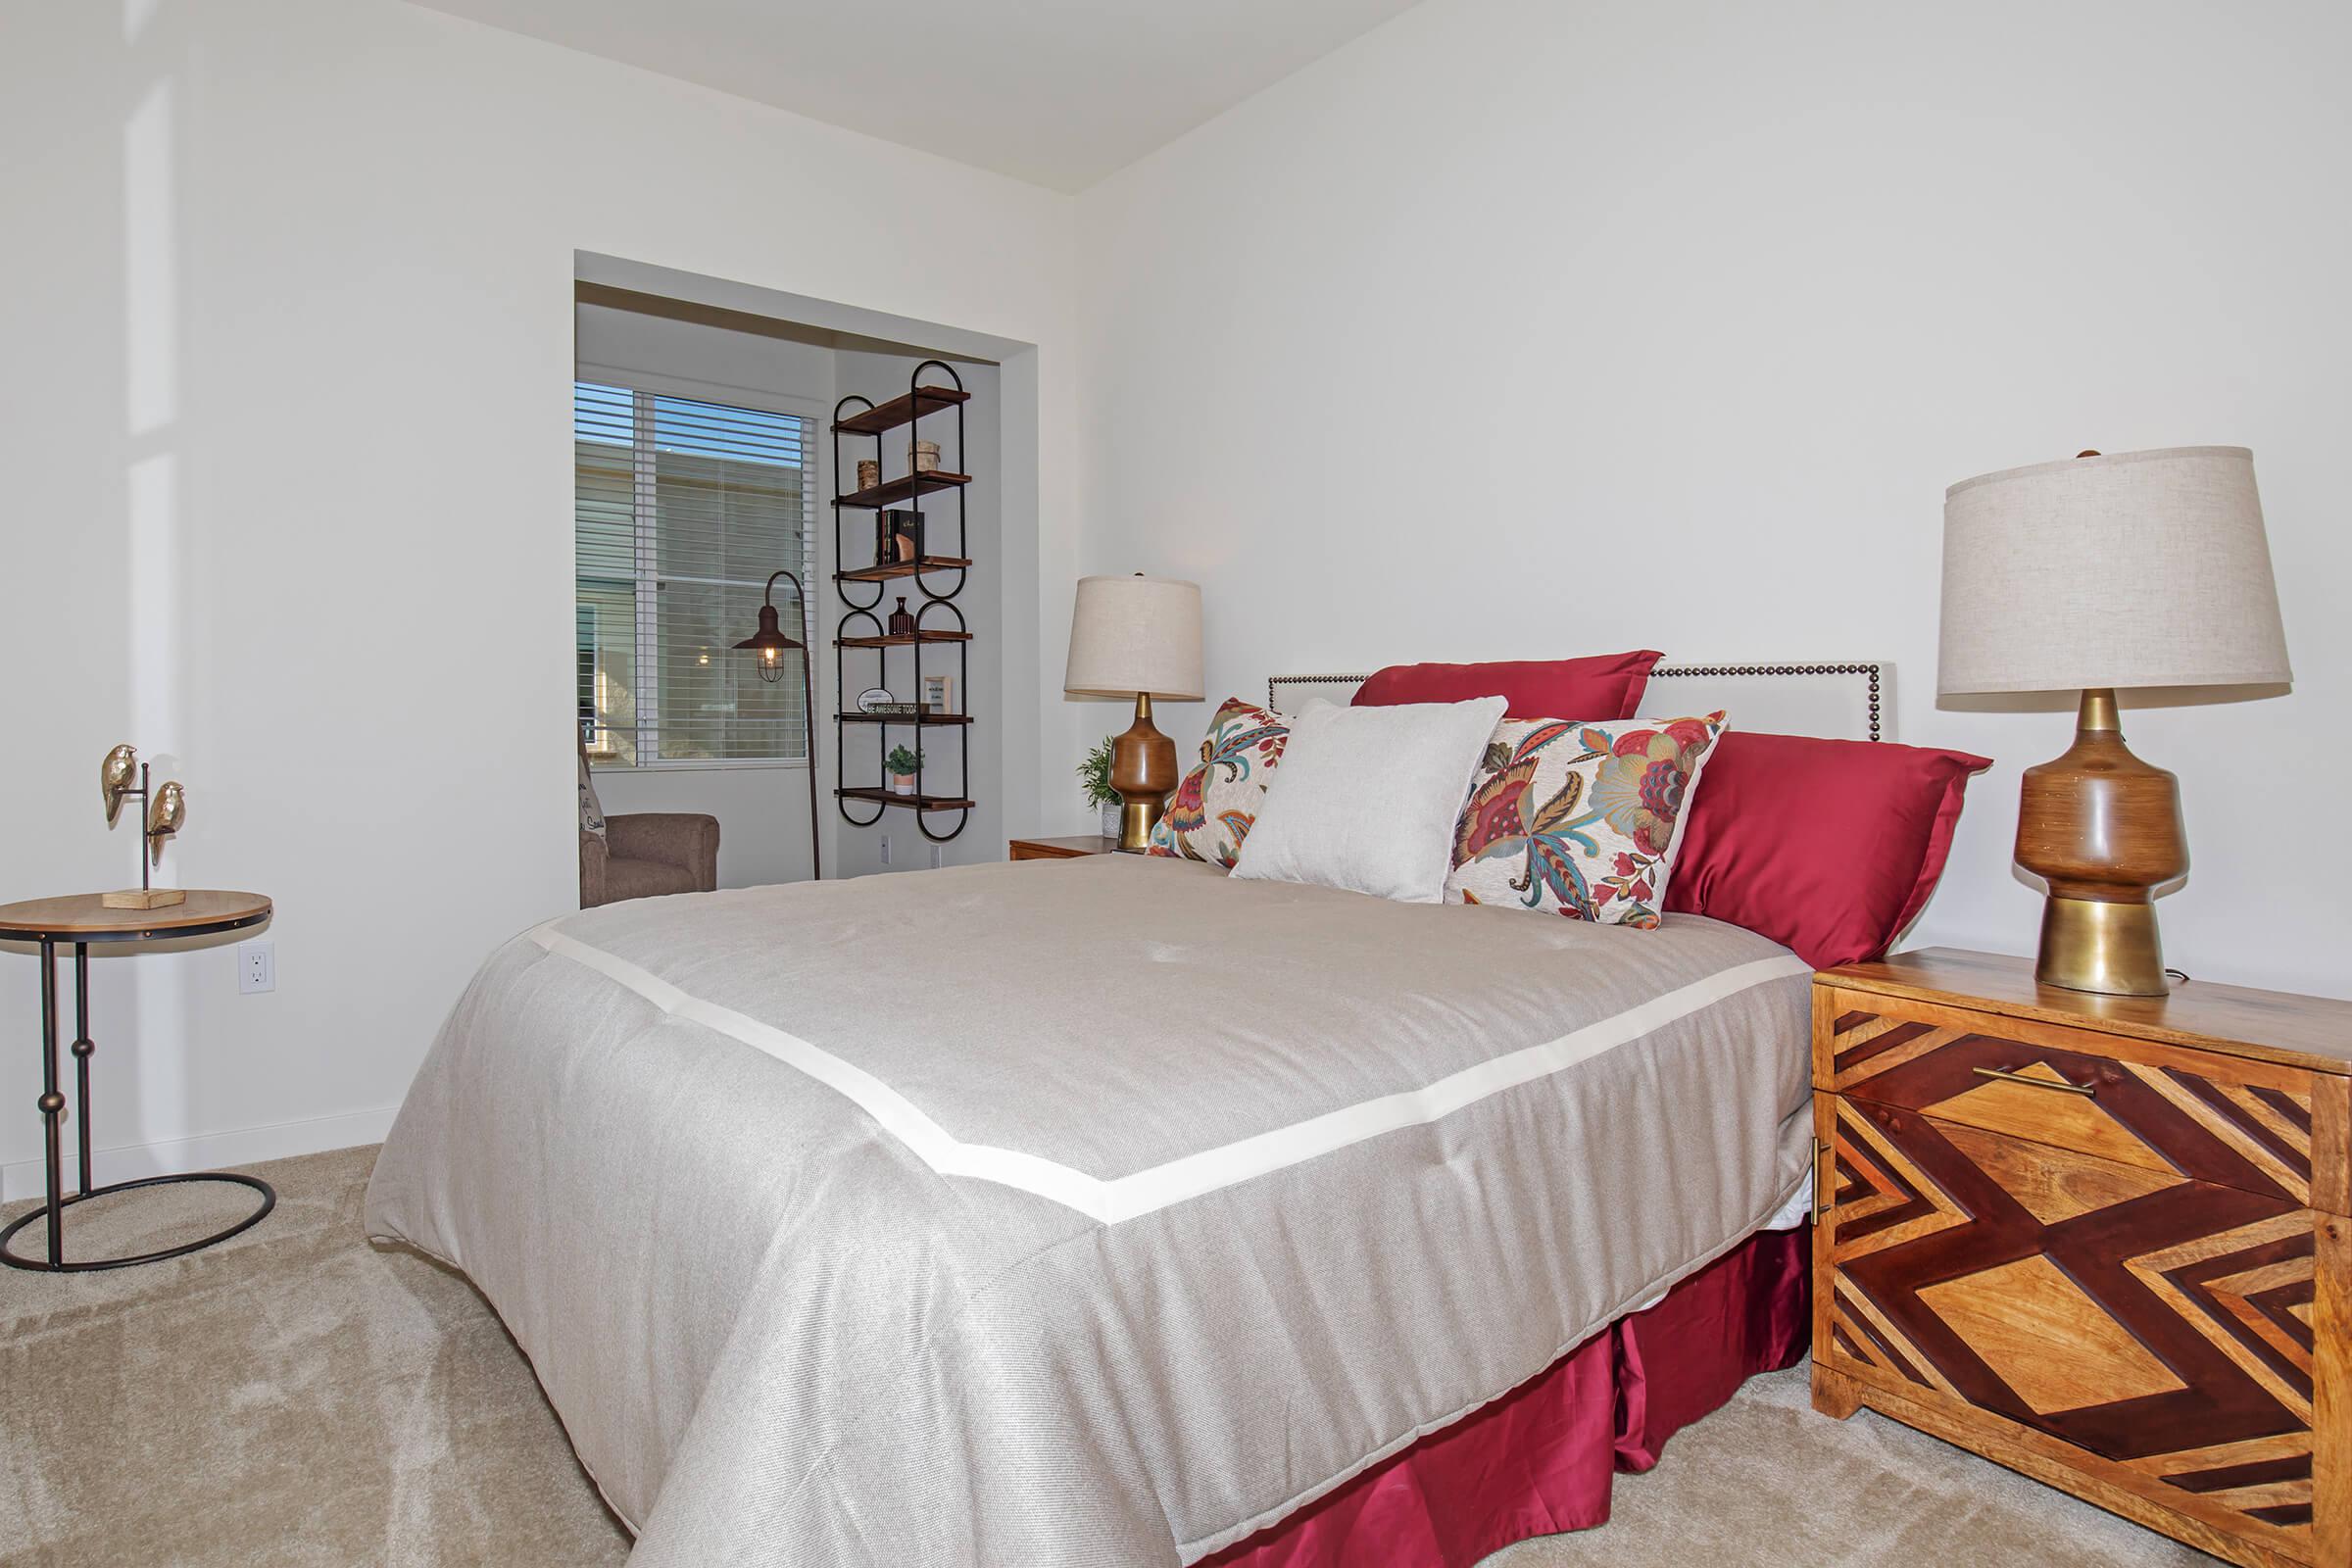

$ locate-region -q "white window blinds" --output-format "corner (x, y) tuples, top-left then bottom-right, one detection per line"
(575, 380), (815, 765)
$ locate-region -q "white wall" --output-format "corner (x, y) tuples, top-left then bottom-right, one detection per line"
(1063, 0), (2352, 999)
(0, 0), (1076, 1197)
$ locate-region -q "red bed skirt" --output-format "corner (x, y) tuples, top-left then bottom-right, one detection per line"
(1201, 1225), (1811, 1568)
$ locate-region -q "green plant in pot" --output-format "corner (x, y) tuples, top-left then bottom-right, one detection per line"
(1078, 736), (1121, 838)
(885, 743), (922, 796)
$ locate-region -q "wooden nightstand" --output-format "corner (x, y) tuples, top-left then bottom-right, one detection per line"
(1007, 835), (1119, 860)
(1810, 948), (2352, 1568)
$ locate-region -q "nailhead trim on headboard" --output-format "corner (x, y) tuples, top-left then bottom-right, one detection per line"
(1646, 663), (1882, 742)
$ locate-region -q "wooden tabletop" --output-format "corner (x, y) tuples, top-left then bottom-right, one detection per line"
(1008, 835), (1122, 858)
(1821, 946), (2352, 1076)
(0, 891), (273, 940)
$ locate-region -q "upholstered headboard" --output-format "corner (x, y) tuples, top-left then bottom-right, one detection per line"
(1267, 662), (1887, 742)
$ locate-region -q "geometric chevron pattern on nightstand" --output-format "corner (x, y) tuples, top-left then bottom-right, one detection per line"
(1810, 951), (2352, 1568)
(1825, 1088), (2314, 1524)
(1917, 1253), (2189, 1415)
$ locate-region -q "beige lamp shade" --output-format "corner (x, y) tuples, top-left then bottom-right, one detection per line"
(1064, 574), (1203, 700)
(1938, 446), (2291, 695)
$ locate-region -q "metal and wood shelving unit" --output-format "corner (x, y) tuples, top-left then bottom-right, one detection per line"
(831, 361), (973, 841)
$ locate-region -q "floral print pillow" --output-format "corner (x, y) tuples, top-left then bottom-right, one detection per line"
(1148, 698), (1291, 867)
(1445, 711), (1728, 927)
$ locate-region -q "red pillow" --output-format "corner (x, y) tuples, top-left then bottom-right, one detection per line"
(1352, 653), (1662, 720)
(1664, 731), (1991, 969)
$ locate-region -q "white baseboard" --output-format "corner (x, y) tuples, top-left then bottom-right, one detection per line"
(1, 1105), (398, 1203)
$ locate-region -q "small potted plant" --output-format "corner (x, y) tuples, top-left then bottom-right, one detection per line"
(1078, 736), (1121, 838)
(885, 743), (922, 796)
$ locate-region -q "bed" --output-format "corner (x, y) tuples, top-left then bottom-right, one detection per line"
(364, 662), (1887, 1566)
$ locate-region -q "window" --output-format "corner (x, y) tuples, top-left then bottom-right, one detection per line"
(574, 380), (815, 765)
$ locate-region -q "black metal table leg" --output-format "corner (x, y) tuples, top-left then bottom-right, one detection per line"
(72, 942), (92, 1199)
(0, 1169), (274, 1271)
(37, 937), (63, 1268)
(0, 891), (276, 1273)
(3, 934), (276, 1274)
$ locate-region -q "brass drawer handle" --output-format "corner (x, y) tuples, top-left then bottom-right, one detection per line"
(1972, 1065), (2094, 1098)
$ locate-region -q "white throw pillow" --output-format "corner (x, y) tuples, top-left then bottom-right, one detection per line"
(578, 746), (608, 839)
(1231, 696), (1508, 903)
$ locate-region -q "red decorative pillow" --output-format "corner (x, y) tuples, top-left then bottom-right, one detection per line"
(1352, 653), (1663, 721)
(1664, 732), (1992, 969)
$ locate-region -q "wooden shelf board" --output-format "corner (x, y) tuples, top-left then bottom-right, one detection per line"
(835, 556), (971, 583)
(834, 632), (972, 649)
(838, 712), (972, 726)
(832, 386), (969, 436)
(837, 786), (975, 811)
(832, 470), (971, 510)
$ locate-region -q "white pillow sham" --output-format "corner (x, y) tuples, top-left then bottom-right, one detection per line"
(1230, 696), (1508, 904)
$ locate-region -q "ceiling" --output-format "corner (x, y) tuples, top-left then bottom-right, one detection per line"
(414, 0), (1425, 192)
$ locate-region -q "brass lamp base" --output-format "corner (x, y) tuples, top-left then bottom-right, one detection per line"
(2014, 689), (2185, 999)
(2035, 897), (2166, 998)
(1110, 692), (1178, 853)
(1117, 799), (1159, 852)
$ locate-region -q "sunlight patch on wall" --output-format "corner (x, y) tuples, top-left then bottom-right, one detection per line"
(123, 77), (177, 436)
(126, 451), (184, 824)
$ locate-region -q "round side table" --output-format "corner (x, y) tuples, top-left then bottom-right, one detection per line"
(0, 890), (275, 1272)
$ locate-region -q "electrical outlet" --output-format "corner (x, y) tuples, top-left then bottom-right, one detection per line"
(237, 939), (275, 995)
(879, 834), (892, 865)
(929, 845), (944, 869)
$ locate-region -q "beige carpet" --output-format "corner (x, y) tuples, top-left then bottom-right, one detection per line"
(0, 1147), (2219, 1566)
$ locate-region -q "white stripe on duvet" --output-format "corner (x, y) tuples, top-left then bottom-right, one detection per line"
(529, 922), (1809, 1225)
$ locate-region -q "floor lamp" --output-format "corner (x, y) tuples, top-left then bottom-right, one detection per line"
(735, 569), (823, 881)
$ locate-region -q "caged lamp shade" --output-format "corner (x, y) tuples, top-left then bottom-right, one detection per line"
(1937, 446), (2291, 998)
(735, 600), (805, 685)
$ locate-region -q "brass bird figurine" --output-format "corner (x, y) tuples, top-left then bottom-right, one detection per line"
(146, 780), (185, 867)
(101, 744), (138, 825)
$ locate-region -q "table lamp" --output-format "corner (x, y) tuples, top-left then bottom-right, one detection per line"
(1938, 446), (2291, 996)
(1064, 574), (1203, 851)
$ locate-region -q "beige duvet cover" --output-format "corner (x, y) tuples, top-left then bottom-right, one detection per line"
(365, 854), (1812, 1565)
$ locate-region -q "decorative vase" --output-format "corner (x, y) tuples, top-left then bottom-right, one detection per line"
(1099, 802), (1121, 839)
(887, 597), (915, 637)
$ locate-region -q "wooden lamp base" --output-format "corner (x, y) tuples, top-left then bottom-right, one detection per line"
(2013, 689), (2185, 998)
(1109, 692), (1178, 853)
(101, 888), (185, 910)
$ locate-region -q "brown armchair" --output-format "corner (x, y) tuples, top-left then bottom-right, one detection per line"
(580, 813), (720, 906)
(576, 738), (719, 906)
